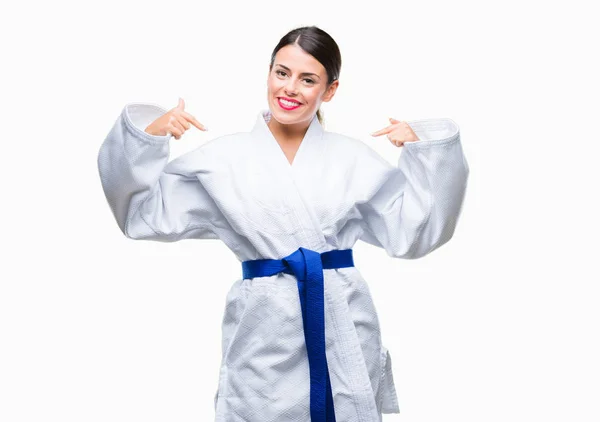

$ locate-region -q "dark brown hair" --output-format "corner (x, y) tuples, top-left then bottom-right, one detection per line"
(269, 26), (342, 125)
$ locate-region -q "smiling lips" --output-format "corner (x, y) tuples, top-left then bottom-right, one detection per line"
(277, 97), (302, 110)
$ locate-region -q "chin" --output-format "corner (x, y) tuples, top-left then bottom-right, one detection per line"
(275, 113), (305, 127)
(271, 107), (294, 122)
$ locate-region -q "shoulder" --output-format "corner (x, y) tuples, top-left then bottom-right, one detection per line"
(198, 132), (247, 157)
(319, 130), (398, 195)
(322, 130), (392, 168)
(164, 132), (246, 175)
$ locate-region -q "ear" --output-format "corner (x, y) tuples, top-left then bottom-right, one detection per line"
(322, 80), (339, 103)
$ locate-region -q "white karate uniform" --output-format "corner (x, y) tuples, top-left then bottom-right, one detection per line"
(97, 103), (469, 421)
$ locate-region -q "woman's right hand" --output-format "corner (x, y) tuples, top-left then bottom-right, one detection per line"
(144, 97), (208, 139)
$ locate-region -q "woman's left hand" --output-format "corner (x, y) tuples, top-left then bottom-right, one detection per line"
(370, 117), (420, 147)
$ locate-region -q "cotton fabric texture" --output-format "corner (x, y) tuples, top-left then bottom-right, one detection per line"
(97, 103), (469, 421)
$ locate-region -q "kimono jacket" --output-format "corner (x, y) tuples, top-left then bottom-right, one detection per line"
(97, 102), (469, 421)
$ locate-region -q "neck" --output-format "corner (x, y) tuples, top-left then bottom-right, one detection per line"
(267, 116), (310, 144)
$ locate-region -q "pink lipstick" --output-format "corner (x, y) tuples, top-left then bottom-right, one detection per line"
(277, 97), (302, 111)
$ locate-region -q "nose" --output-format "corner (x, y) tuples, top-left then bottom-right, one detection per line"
(284, 78), (298, 96)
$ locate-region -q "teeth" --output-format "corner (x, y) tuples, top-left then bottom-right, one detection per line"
(280, 98), (300, 107)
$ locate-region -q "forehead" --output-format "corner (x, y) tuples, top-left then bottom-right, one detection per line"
(273, 45), (325, 76)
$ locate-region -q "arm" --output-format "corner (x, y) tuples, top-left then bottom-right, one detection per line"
(357, 118), (469, 258)
(97, 103), (224, 241)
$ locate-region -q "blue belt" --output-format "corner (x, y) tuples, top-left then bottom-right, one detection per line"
(242, 248), (355, 422)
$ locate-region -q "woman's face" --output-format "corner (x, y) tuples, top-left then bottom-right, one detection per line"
(267, 44), (338, 127)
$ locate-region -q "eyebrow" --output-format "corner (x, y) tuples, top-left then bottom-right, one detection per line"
(275, 64), (321, 79)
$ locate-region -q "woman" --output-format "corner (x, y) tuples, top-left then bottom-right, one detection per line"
(98, 25), (469, 422)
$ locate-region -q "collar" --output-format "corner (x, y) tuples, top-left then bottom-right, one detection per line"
(251, 109), (324, 142)
(250, 109), (325, 170)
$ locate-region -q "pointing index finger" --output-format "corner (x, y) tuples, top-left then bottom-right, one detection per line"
(181, 111), (208, 131)
(370, 124), (393, 137)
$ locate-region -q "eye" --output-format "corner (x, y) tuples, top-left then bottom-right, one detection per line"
(275, 70), (314, 84)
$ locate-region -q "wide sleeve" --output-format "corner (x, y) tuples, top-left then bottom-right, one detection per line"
(356, 118), (469, 259)
(97, 102), (225, 242)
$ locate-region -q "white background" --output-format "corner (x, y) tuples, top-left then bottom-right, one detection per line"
(1, 0), (599, 421)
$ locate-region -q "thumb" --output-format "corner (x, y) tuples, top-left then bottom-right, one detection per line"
(389, 117), (401, 124)
(177, 97), (185, 110)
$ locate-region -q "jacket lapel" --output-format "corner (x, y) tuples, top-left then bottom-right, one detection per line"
(251, 109), (324, 173)
(250, 110), (328, 250)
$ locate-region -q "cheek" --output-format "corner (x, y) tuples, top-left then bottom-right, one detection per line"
(304, 88), (322, 102)
(267, 80), (283, 94)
